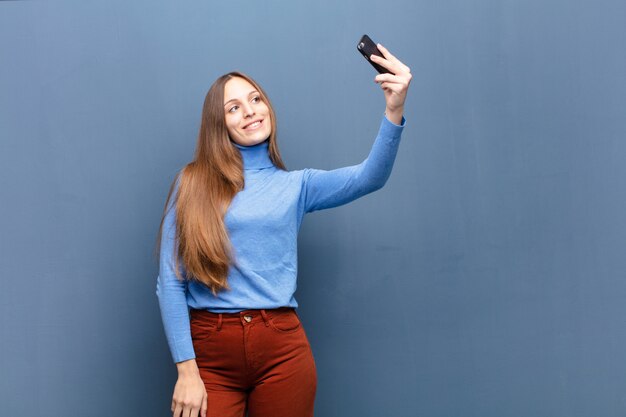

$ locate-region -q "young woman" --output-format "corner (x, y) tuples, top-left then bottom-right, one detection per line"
(156, 43), (411, 417)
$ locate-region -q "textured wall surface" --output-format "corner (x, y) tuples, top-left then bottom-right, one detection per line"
(1, 0), (625, 416)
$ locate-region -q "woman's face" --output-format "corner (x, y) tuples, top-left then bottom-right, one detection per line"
(223, 77), (272, 147)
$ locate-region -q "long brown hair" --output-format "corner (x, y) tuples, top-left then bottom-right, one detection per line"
(155, 71), (287, 295)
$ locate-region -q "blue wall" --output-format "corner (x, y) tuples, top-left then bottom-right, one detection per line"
(1, 0), (625, 416)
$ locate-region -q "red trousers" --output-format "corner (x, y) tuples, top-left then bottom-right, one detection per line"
(189, 307), (317, 417)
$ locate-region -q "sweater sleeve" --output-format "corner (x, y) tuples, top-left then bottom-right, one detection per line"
(302, 113), (406, 214)
(155, 181), (196, 364)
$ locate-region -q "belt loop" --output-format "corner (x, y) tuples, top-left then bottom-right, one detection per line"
(217, 313), (223, 331)
(260, 309), (270, 327)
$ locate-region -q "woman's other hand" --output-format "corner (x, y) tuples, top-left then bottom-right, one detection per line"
(172, 360), (207, 417)
(371, 43), (412, 123)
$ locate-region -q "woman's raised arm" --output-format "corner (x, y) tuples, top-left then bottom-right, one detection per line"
(301, 43), (411, 214)
(301, 113), (406, 213)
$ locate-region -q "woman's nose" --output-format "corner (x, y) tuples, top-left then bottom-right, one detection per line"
(242, 103), (255, 118)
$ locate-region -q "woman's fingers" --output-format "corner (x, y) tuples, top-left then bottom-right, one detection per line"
(379, 81), (404, 94)
(372, 48), (412, 111)
(369, 43), (412, 112)
(171, 375), (207, 417)
(163, 387), (203, 417)
(374, 73), (403, 83)
(370, 53), (394, 73)
(375, 72), (412, 92)
(370, 53), (410, 76)
(370, 44), (411, 74)
(377, 44), (411, 72)
(376, 43), (394, 60)
(201, 393), (208, 417)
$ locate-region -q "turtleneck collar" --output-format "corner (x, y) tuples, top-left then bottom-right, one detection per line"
(232, 139), (275, 170)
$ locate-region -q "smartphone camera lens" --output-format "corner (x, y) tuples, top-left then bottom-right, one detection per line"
(358, 42), (364, 49)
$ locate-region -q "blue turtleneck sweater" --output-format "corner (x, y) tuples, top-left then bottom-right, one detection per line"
(157, 113), (406, 363)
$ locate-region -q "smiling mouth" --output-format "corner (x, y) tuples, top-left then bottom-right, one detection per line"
(243, 119), (264, 130)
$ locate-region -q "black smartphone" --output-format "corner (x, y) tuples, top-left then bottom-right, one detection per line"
(356, 34), (393, 74)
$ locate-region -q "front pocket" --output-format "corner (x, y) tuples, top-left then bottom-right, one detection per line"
(268, 310), (301, 333)
(190, 321), (217, 342)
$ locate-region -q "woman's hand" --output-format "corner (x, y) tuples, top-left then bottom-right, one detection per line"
(371, 43), (412, 121)
(171, 363), (207, 417)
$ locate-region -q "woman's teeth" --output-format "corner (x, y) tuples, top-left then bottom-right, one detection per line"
(245, 120), (262, 130)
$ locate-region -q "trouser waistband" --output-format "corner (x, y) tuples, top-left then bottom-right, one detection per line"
(190, 307), (296, 331)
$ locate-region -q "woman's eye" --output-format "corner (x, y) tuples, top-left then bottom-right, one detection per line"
(228, 96), (260, 113)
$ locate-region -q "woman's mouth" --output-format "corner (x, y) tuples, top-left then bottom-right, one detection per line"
(243, 119), (263, 131)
